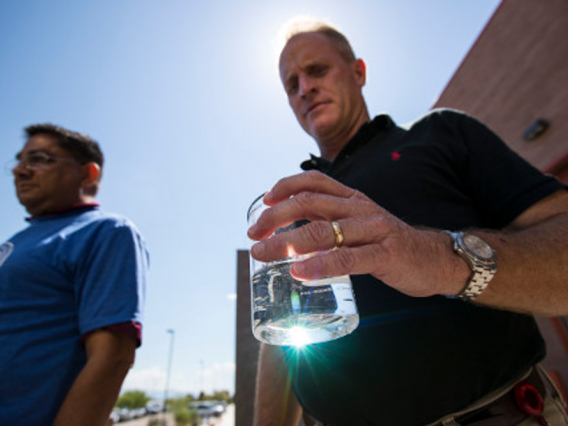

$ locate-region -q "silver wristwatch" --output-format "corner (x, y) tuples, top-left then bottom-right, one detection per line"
(444, 231), (497, 301)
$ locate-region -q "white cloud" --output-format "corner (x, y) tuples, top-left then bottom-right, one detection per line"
(122, 362), (236, 397)
(122, 366), (166, 393)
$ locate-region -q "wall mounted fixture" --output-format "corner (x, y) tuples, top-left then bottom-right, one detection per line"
(523, 118), (550, 141)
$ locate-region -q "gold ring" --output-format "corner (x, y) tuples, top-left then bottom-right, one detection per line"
(331, 221), (344, 248)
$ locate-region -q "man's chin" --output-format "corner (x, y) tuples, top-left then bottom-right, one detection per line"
(15, 193), (30, 206)
(307, 120), (337, 141)
(16, 194), (39, 212)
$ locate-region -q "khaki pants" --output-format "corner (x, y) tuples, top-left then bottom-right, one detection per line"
(304, 366), (568, 425)
(435, 392), (568, 425)
(516, 392), (568, 426)
(432, 366), (568, 426)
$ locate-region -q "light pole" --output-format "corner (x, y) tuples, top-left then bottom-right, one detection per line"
(200, 359), (204, 398)
(163, 329), (175, 424)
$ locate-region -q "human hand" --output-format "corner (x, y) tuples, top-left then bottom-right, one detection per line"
(247, 171), (464, 298)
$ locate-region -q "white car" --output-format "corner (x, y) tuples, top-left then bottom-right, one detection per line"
(189, 401), (226, 418)
(109, 409), (120, 423)
(146, 400), (166, 414)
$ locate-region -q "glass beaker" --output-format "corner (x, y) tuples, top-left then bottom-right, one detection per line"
(247, 193), (359, 346)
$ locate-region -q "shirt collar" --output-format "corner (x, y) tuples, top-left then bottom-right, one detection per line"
(26, 202), (100, 222)
(301, 114), (396, 171)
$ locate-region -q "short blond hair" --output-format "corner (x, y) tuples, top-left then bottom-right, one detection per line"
(280, 18), (357, 63)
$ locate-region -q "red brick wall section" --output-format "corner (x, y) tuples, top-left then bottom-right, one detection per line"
(433, 0), (568, 171)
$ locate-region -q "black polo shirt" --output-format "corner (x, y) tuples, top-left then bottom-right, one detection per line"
(287, 109), (564, 426)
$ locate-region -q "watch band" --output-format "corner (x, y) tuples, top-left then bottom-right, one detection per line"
(459, 259), (498, 300)
(444, 231), (497, 301)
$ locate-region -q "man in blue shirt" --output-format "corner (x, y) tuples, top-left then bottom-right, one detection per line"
(0, 124), (148, 425)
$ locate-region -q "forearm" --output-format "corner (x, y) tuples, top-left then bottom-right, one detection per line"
(254, 344), (302, 426)
(472, 212), (568, 316)
(248, 172), (568, 317)
(53, 330), (136, 426)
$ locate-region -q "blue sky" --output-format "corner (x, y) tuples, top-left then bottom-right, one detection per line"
(0, 0), (500, 396)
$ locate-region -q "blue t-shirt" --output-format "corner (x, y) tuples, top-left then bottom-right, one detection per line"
(0, 206), (148, 424)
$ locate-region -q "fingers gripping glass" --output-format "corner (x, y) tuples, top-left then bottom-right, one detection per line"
(5, 153), (78, 174)
(247, 193), (359, 346)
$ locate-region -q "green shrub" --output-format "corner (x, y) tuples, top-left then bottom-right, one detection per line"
(116, 390), (150, 409)
(174, 406), (198, 426)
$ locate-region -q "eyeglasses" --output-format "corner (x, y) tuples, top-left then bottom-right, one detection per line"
(5, 152), (78, 175)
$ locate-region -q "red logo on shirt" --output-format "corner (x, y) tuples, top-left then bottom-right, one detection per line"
(391, 151), (401, 161)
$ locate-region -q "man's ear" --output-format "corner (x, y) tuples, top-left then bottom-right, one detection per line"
(81, 162), (101, 188)
(354, 58), (367, 87)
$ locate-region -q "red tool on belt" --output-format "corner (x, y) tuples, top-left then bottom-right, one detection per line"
(514, 381), (549, 426)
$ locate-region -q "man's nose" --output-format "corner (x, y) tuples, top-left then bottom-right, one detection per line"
(12, 161), (32, 177)
(299, 76), (317, 97)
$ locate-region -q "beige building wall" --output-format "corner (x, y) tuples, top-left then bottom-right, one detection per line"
(234, 250), (260, 426)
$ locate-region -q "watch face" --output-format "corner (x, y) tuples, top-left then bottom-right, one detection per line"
(463, 234), (494, 260)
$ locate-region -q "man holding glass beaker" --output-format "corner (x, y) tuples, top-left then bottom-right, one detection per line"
(249, 19), (568, 426)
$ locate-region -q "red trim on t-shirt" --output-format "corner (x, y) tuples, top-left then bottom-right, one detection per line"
(81, 321), (142, 347)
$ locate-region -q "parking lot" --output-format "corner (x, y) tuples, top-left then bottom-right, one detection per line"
(198, 404), (234, 426)
(117, 404), (234, 426)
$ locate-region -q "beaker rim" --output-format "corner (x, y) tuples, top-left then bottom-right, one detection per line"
(247, 192), (267, 222)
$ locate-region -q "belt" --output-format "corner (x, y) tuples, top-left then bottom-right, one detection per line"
(440, 367), (549, 426)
